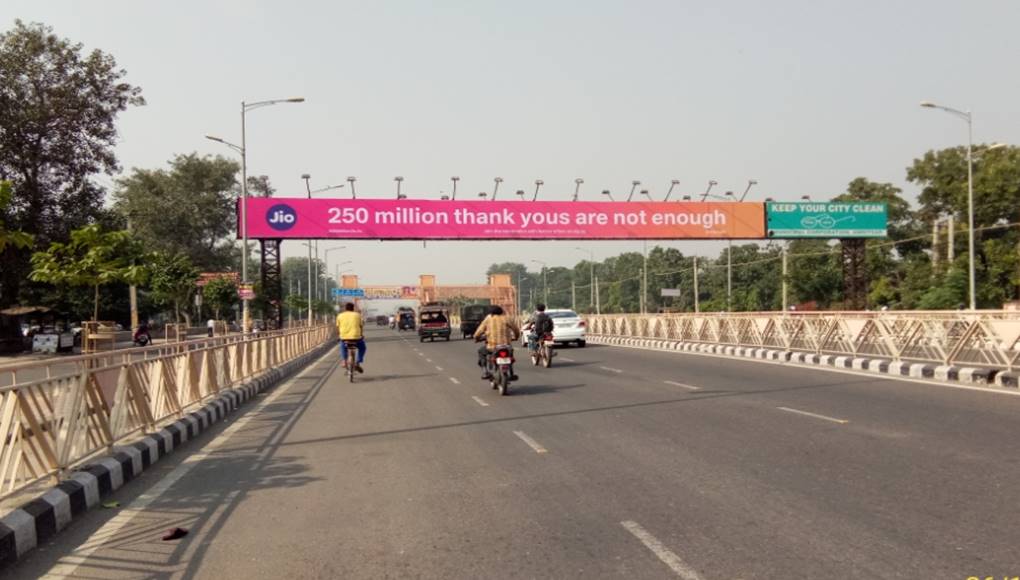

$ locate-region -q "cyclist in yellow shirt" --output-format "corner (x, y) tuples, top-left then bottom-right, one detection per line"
(336, 302), (366, 373)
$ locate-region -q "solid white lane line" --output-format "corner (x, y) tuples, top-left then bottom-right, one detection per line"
(513, 430), (548, 454)
(559, 357), (576, 362)
(471, 396), (490, 407)
(621, 520), (705, 580)
(41, 350), (334, 579)
(777, 406), (848, 424)
(664, 380), (700, 390)
(449, 377), (461, 385)
(435, 366), (444, 371)
(600, 366), (624, 373)
(425, 358), (433, 363)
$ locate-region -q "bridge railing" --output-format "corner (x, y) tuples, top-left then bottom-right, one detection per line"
(584, 311), (1020, 370)
(0, 325), (333, 502)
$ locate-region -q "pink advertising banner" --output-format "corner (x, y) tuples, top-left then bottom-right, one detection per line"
(240, 198), (765, 240)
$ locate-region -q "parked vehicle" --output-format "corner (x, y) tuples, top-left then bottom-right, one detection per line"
(418, 306), (451, 342)
(459, 304), (488, 339)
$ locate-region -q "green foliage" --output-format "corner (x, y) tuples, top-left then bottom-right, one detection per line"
(29, 225), (148, 320)
(0, 20), (143, 306)
(0, 181), (32, 253)
(202, 276), (238, 320)
(113, 153), (241, 270)
(147, 252), (199, 323)
(284, 293), (308, 314)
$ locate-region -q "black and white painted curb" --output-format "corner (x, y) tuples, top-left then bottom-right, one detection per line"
(0, 341), (334, 570)
(590, 335), (1016, 389)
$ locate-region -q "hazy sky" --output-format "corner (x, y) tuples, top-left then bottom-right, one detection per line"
(4, 1), (1020, 285)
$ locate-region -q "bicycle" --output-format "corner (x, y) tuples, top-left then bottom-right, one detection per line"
(342, 339), (360, 383)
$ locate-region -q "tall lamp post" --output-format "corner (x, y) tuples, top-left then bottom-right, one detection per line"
(700, 179), (718, 202)
(492, 177), (503, 201)
(451, 176), (459, 200)
(532, 259), (548, 305)
(573, 178), (584, 202)
(394, 176), (404, 199)
(301, 174), (344, 323)
(627, 180), (641, 202)
(533, 179), (544, 202)
(204, 96), (303, 335)
(920, 100), (982, 309)
(323, 248), (348, 302)
(575, 247), (595, 311)
(663, 179), (680, 202)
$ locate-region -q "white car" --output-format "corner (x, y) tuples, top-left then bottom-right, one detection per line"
(523, 309), (587, 348)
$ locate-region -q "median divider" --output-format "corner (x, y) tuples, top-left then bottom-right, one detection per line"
(588, 335), (1010, 388)
(0, 332), (335, 570)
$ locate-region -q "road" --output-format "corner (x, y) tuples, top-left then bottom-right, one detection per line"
(10, 326), (1020, 579)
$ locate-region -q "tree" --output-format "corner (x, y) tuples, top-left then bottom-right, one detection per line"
(0, 181), (31, 253)
(0, 20), (143, 306)
(203, 276), (238, 320)
(29, 225), (147, 320)
(284, 293), (308, 318)
(908, 145), (1020, 305)
(148, 252), (200, 324)
(113, 153), (240, 270)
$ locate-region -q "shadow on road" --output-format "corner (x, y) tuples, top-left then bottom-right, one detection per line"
(19, 355), (342, 578)
(511, 383), (588, 395)
(252, 376), (879, 451)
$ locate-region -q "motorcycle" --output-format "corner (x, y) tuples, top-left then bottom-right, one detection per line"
(487, 344), (516, 396)
(530, 332), (555, 368)
(133, 325), (151, 347)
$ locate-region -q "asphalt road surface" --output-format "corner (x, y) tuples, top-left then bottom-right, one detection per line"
(10, 327), (1020, 579)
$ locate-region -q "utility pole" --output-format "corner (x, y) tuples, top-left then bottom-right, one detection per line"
(642, 241), (649, 314)
(571, 280), (576, 311)
(693, 257), (700, 313)
(727, 242), (732, 311)
(127, 217), (139, 330)
(781, 246), (788, 311)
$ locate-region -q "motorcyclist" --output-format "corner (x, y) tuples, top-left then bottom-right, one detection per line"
(336, 302), (366, 373)
(524, 303), (554, 352)
(472, 305), (521, 380)
(133, 322), (151, 346)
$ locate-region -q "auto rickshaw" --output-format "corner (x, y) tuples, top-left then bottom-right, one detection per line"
(397, 309), (415, 331)
(417, 305), (451, 342)
(459, 304), (488, 339)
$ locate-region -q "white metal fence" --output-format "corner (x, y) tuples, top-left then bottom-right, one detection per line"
(0, 325), (332, 500)
(585, 311), (1020, 370)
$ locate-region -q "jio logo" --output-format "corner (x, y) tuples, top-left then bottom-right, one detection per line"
(266, 204), (297, 230)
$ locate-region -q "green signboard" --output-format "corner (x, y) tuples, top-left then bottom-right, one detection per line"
(766, 202), (888, 238)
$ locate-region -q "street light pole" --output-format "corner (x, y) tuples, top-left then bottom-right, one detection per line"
(302, 174), (314, 326)
(575, 247), (595, 312)
(921, 101), (979, 309)
(533, 179), (543, 202)
(573, 178), (584, 202)
(532, 260), (548, 305)
(627, 180), (641, 202)
(492, 177), (503, 201)
(208, 96), (303, 335)
(700, 179), (718, 202)
(451, 176), (459, 200)
(663, 179), (680, 202)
